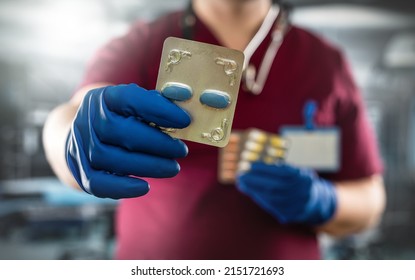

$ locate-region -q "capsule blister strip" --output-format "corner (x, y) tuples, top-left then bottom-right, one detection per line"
(156, 37), (245, 147)
(218, 128), (289, 184)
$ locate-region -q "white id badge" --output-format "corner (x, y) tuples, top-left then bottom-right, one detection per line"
(280, 127), (341, 172)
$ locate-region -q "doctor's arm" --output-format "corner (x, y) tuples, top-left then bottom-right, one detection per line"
(317, 174), (386, 237)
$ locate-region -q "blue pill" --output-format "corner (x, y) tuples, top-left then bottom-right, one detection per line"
(200, 90), (231, 109)
(161, 83), (193, 101)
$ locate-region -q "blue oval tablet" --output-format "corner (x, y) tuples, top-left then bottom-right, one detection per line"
(200, 90), (231, 109)
(161, 83), (193, 101)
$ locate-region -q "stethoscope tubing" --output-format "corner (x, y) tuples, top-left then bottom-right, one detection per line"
(181, 1), (290, 95)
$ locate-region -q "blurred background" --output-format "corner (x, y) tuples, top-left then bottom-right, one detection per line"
(0, 0), (414, 259)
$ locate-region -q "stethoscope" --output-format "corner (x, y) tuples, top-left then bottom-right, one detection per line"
(181, 1), (290, 95)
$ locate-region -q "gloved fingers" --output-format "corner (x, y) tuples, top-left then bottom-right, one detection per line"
(247, 190), (287, 222)
(249, 162), (301, 178)
(237, 173), (271, 193)
(102, 84), (191, 128)
(240, 162), (301, 189)
(237, 170), (301, 193)
(249, 190), (318, 224)
(88, 170), (150, 199)
(66, 141), (150, 199)
(237, 173), (310, 223)
(93, 111), (188, 158)
(88, 142), (181, 178)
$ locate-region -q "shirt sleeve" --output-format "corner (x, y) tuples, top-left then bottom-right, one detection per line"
(326, 50), (384, 181)
(78, 21), (150, 89)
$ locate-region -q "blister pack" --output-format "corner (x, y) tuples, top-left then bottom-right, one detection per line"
(156, 37), (245, 147)
(218, 129), (289, 184)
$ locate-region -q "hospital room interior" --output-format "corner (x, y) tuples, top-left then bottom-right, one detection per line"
(0, 0), (414, 259)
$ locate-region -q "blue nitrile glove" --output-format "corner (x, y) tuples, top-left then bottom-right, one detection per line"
(66, 83), (191, 199)
(237, 162), (337, 225)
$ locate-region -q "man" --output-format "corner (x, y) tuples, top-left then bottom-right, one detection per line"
(43, 0), (385, 259)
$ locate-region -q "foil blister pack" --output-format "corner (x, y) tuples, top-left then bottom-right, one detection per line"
(156, 37), (245, 147)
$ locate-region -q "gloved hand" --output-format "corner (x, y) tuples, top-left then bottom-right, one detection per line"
(237, 162), (337, 225)
(66, 83), (191, 199)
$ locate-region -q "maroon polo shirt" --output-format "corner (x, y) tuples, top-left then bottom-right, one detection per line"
(79, 10), (383, 259)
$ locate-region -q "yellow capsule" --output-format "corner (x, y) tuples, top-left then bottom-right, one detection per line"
(269, 135), (287, 148)
(244, 140), (264, 152)
(247, 129), (268, 143)
(266, 147), (285, 158)
(238, 161), (252, 172)
(263, 156), (276, 164)
(241, 150), (261, 161)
